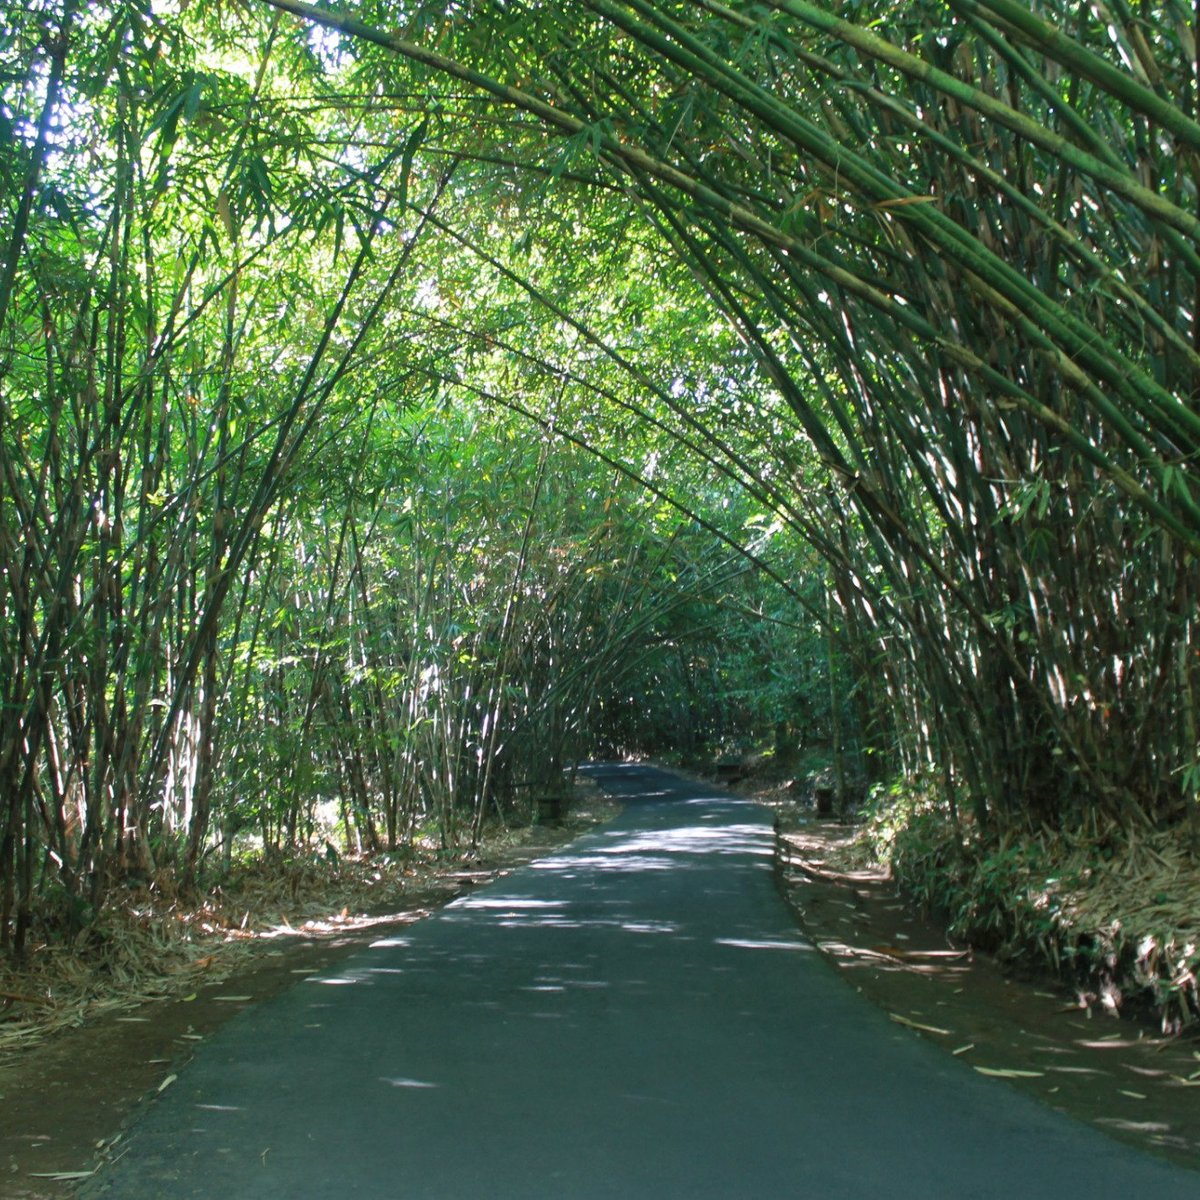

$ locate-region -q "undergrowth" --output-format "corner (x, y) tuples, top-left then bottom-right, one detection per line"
(0, 843), (473, 1056)
(861, 782), (1200, 1032)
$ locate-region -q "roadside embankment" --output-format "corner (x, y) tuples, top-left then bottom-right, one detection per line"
(769, 802), (1200, 1171)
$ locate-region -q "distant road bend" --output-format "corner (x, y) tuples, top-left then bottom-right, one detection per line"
(83, 764), (1199, 1199)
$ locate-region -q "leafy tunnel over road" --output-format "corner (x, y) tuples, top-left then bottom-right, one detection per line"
(5, 0), (1200, 1027)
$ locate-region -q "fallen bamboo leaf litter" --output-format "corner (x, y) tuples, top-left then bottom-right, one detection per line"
(889, 1012), (952, 1036)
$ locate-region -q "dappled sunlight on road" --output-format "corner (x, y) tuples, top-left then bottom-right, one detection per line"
(530, 852), (676, 874)
(522, 822), (775, 882)
(713, 937), (813, 953)
(603, 824), (773, 857)
(441, 896), (687, 933)
(301, 799), (802, 980)
(497, 912), (683, 933)
(298, 786), (814, 1014)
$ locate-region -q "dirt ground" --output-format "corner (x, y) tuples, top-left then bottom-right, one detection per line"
(776, 813), (1200, 1172)
(3, 790), (1199, 1197)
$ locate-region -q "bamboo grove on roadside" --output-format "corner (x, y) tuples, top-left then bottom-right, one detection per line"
(311, 0), (1197, 828)
(2, 0), (1198, 954)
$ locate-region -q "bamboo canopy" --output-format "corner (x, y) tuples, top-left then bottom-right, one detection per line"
(1, 0), (1198, 961)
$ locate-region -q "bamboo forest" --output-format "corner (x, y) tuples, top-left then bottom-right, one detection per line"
(3, 0), (1200, 1045)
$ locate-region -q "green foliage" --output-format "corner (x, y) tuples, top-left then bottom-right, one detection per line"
(869, 783), (1200, 1026)
(4, 0), (1200, 961)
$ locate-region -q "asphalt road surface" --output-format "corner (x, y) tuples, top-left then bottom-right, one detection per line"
(82, 764), (1199, 1198)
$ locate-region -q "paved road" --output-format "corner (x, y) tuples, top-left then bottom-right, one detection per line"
(83, 765), (1197, 1198)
